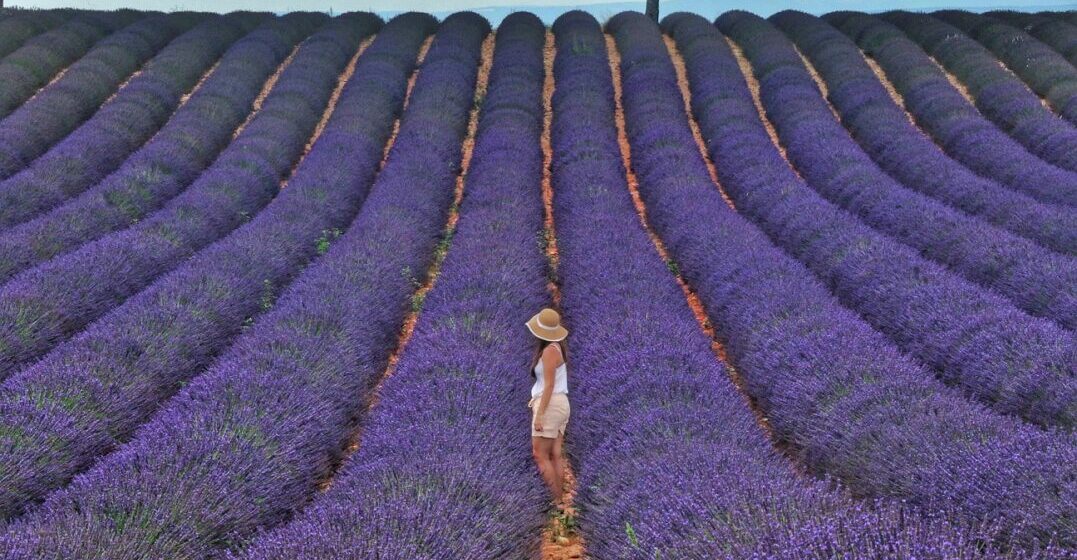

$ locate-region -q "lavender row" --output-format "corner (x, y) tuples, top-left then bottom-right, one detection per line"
(935, 10), (1077, 125)
(0, 14), (385, 521)
(0, 15), (369, 377)
(0, 9), (70, 59)
(881, 11), (1077, 174)
(751, 13), (1077, 328)
(990, 11), (1077, 67)
(553, 11), (1007, 557)
(0, 14), (261, 230)
(827, 12), (1077, 208)
(722, 11), (1076, 428)
(0, 14), (326, 284)
(0, 25), (370, 385)
(0, 14), (200, 180)
(0, 16), (446, 557)
(0, 12), (383, 521)
(772, 11), (1076, 257)
(766, 11), (1077, 327)
(238, 16), (564, 559)
(0, 11), (143, 118)
(658, 12), (1075, 548)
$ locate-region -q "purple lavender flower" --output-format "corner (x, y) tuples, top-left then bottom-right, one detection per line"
(0, 14), (372, 378)
(0, 13), (200, 179)
(0, 13), (265, 230)
(0, 13), (326, 283)
(0, 13), (389, 522)
(0, 9), (72, 59)
(771, 10), (1076, 257)
(830, 11), (1077, 208)
(0, 10), (144, 118)
(658, 10), (1074, 549)
(935, 10), (1077, 125)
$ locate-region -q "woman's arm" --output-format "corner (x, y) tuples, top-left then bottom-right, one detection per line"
(534, 345), (558, 431)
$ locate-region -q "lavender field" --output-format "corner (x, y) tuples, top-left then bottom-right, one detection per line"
(0, 6), (1073, 559)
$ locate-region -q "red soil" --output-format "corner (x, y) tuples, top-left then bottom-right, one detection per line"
(725, 37), (803, 181)
(541, 31), (562, 308)
(663, 36), (735, 210)
(540, 30), (585, 560)
(178, 58), (222, 107)
(931, 54), (978, 105)
(275, 36), (377, 190)
(381, 37), (433, 168)
(793, 47), (841, 121)
(232, 44), (300, 140)
(28, 65), (73, 104)
(614, 35), (782, 447)
(298, 36), (375, 163)
(103, 69), (142, 105)
(318, 32), (495, 492)
(859, 54), (920, 127)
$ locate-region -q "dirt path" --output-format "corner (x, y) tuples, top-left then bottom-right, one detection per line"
(663, 36), (735, 210)
(178, 58), (222, 107)
(318, 32), (495, 492)
(618, 34), (783, 449)
(793, 47), (841, 121)
(281, 35), (376, 189)
(539, 29), (585, 560)
(724, 37), (805, 183)
(930, 54), (978, 106)
(387, 34), (490, 369)
(541, 30), (562, 308)
(232, 43), (300, 139)
(382, 37), (433, 168)
(654, 35), (792, 443)
(27, 64), (73, 105)
(299, 36), (375, 162)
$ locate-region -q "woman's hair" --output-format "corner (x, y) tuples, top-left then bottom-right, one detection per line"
(530, 336), (568, 377)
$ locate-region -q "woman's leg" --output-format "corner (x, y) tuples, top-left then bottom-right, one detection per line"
(551, 434), (566, 501)
(532, 436), (561, 502)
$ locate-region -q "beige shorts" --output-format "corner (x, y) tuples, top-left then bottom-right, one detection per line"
(529, 393), (570, 439)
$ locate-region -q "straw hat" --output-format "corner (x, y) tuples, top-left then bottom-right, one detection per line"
(526, 308), (568, 342)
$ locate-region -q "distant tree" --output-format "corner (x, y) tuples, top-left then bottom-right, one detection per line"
(646, 0), (658, 21)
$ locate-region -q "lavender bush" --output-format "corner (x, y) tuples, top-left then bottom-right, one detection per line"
(882, 11), (1077, 174)
(771, 11), (1076, 257)
(236, 16), (586, 559)
(0, 16), (474, 558)
(1057, 11), (1077, 27)
(935, 10), (1077, 125)
(990, 11), (1077, 66)
(547, 11), (1014, 558)
(0, 13), (395, 522)
(0, 15), (371, 378)
(718, 10), (1075, 428)
(0, 9), (71, 59)
(0, 13), (200, 179)
(829, 12), (1077, 208)
(0, 13), (325, 283)
(0, 11), (143, 118)
(0, 6), (1070, 557)
(659, 11), (1075, 548)
(760, 11), (1077, 325)
(0, 13), (263, 229)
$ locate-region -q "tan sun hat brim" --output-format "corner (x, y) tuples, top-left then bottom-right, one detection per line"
(526, 313), (568, 342)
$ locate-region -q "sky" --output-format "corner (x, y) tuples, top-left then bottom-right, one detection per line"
(7, 0), (1076, 22)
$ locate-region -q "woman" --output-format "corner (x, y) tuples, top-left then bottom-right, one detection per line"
(527, 307), (570, 510)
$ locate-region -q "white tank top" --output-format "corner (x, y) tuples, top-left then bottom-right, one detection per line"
(531, 343), (568, 398)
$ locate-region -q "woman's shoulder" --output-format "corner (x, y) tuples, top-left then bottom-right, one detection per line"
(542, 343), (565, 368)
